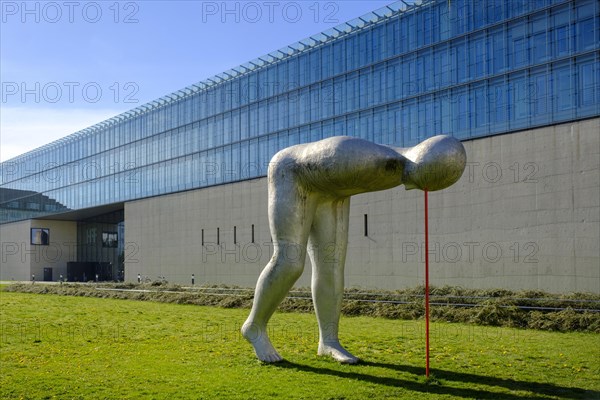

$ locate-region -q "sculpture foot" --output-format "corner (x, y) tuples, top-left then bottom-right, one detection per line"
(318, 342), (359, 364)
(241, 321), (283, 363)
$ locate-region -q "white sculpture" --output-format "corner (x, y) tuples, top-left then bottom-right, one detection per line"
(242, 135), (466, 363)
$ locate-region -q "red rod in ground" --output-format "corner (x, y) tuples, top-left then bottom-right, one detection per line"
(424, 190), (430, 378)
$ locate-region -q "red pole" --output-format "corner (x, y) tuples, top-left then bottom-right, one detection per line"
(424, 190), (430, 378)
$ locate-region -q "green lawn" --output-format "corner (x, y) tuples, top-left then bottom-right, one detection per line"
(1, 291), (598, 399)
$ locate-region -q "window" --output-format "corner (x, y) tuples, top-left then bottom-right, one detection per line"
(578, 59), (596, 112)
(531, 70), (550, 122)
(577, 18), (595, 51)
(533, 33), (548, 63)
(364, 214), (368, 237)
(555, 25), (570, 56)
(471, 84), (488, 135)
(490, 29), (506, 74)
(470, 36), (486, 77)
(31, 228), (49, 245)
(508, 21), (528, 69)
(487, 0), (503, 24)
(513, 38), (528, 67)
(554, 63), (574, 112)
(454, 40), (467, 83)
(453, 87), (469, 138)
(488, 78), (507, 129)
(44, 203), (57, 212)
(576, 0), (596, 51)
(102, 232), (118, 248)
(86, 228), (97, 245)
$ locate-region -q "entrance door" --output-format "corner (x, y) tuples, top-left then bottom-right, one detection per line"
(43, 267), (53, 281)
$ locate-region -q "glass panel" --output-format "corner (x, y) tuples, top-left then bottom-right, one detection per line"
(453, 87), (469, 139)
(31, 228), (50, 245)
(577, 55), (597, 117)
(531, 67), (551, 125)
(553, 61), (575, 121)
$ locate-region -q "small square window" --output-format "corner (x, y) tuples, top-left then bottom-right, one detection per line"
(31, 228), (49, 245)
(102, 232), (118, 248)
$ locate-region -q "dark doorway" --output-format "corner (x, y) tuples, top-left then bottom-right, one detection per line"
(76, 210), (124, 281)
(43, 267), (53, 281)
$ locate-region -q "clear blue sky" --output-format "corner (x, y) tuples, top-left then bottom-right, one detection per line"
(0, 0), (394, 161)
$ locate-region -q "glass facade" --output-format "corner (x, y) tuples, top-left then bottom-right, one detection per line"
(1, 0), (599, 223)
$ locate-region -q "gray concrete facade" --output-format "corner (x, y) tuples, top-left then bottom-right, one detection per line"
(0, 219), (77, 281)
(126, 118), (598, 293)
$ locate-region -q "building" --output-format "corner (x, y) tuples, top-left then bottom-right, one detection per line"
(1, 0), (598, 292)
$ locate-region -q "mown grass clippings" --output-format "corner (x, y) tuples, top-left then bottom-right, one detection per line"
(4, 283), (599, 333)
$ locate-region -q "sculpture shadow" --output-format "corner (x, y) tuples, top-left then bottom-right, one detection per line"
(273, 360), (598, 400)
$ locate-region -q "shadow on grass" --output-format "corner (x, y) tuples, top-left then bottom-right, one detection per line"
(272, 360), (598, 400)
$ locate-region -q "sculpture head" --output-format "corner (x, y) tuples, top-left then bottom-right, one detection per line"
(403, 135), (466, 191)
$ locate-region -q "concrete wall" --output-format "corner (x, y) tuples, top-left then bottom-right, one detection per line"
(1, 220), (32, 281)
(348, 118), (599, 292)
(125, 119), (600, 293)
(0, 219), (77, 281)
(125, 178), (272, 286)
(30, 220), (77, 281)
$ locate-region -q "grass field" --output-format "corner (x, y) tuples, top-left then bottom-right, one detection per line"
(1, 291), (599, 399)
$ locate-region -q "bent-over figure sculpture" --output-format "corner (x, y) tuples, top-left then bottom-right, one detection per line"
(242, 135), (466, 363)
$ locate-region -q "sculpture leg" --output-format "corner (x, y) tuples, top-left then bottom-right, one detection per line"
(307, 197), (358, 363)
(242, 181), (317, 363)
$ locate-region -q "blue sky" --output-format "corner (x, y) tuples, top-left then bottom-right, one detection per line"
(0, 0), (394, 161)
